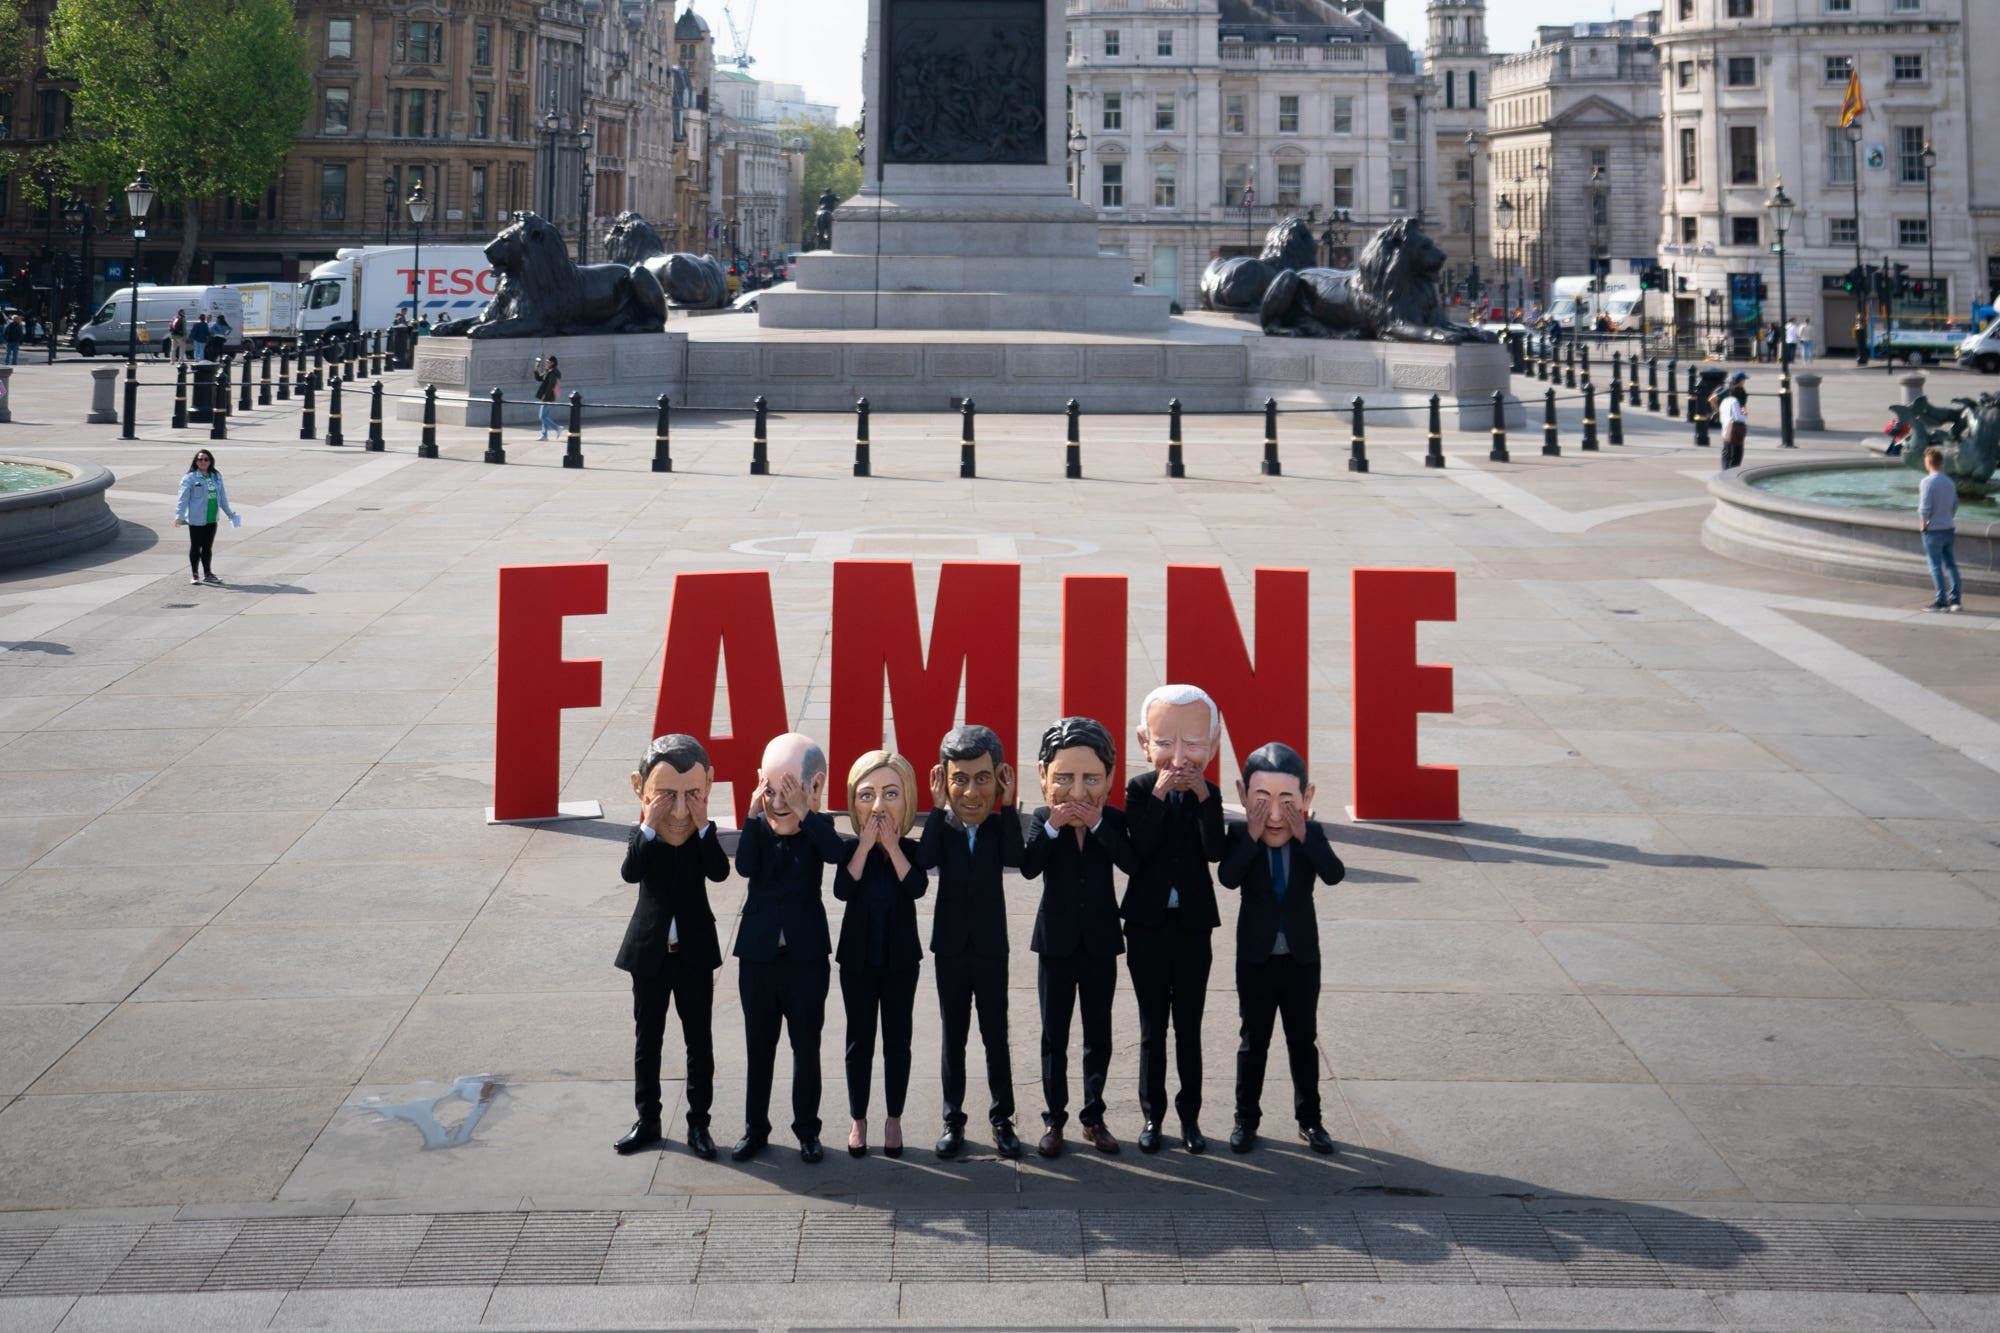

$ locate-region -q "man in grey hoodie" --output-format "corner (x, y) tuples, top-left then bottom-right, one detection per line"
(1918, 446), (1961, 612)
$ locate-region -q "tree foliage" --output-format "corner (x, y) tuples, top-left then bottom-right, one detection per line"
(779, 117), (862, 239)
(47, 0), (313, 279)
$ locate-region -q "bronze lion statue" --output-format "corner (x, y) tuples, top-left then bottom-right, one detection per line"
(1259, 217), (1496, 344)
(602, 212), (730, 310)
(443, 212), (668, 339)
(1199, 215), (1319, 312)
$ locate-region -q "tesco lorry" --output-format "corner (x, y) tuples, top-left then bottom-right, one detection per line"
(294, 245), (496, 342)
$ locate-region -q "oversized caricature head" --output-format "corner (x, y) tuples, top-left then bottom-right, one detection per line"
(758, 731), (828, 835)
(1136, 683), (1219, 781)
(938, 724), (1010, 828)
(1038, 716), (1117, 826)
(846, 749), (917, 837)
(1240, 742), (1314, 848)
(629, 733), (712, 846)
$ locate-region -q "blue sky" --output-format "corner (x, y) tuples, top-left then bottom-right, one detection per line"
(745, 0), (1638, 122)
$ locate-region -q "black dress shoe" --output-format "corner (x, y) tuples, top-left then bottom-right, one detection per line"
(1300, 1124), (1337, 1155)
(993, 1121), (1022, 1158)
(1137, 1121), (1163, 1154)
(799, 1137), (824, 1164)
(687, 1126), (716, 1160)
(1229, 1125), (1257, 1154)
(935, 1126), (965, 1158)
(614, 1119), (662, 1155)
(730, 1132), (767, 1162)
(1182, 1121), (1207, 1155)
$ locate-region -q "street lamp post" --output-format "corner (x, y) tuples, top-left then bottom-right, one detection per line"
(406, 179), (429, 325)
(1318, 208), (1351, 270)
(34, 163), (61, 364)
(1531, 160), (1547, 313)
(62, 193), (100, 332)
(575, 122), (593, 262)
(1065, 124), (1088, 201)
(1920, 140), (1938, 324)
(1766, 179), (1794, 368)
(1846, 121), (1867, 365)
(1584, 164), (1607, 347)
(124, 167), (154, 375)
(1465, 131), (1479, 312)
(542, 108), (562, 225)
(1496, 192), (1516, 332)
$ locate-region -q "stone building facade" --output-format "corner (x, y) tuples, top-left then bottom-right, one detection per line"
(1425, 0), (1494, 303)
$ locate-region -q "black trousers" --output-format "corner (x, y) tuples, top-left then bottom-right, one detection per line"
(1126, 922), (1212, 1125)
(739, 952), (829, 1140)
(631, 957), (714, 1128)
(187, 522), (217, 576)
(840, 962), (919, 1119)
(936, 952), (1013, 1130)
(1720, 434), (1745, 471)
(1038, 951), (1116, 1129)
(1235, 954), (1322, 1131)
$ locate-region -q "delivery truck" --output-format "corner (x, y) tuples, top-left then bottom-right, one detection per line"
(295, 245), (496, 342)
(237, 282), (298, 348)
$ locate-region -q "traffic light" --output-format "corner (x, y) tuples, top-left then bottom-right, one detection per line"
(1840, 266), (1860, 293)
(1892, 262), (1912, 298)
(1872, 266), (1893, 303)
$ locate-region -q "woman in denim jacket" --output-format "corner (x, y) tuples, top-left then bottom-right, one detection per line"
(174, 449), (240, 586)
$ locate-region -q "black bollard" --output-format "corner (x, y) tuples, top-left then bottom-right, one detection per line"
(851, 397), (868, 477)
(299, 375), (316, 441)
(1666, 359), (1680, 418)
(259, 345), (273, 405)
(277, 345), (291, 401)
(172, 364), (188, 430)
(653, 394), (674, 473)
(342, 338), (355, 383)
(311, 345), (324, 392)
(1609, 379), (1624, 446)
(1780, 372), (1796, 449)
(210, 365), (229, 441)
(326, 376), (344, 447)
(355, 334), (369, 381)
(1581, 381), (1599, 451)
(1489, 391), (1509, 463)
(1542, 387), (1560, 456)
(1261, 397), (1281, 476)
(1686, 365), (1700, 422)
(484, 387), (506, 464)
(751, 395), (770, 476)
(1647, 357), (1660, 413)
(1692, 381), (1712, 448)
(1628, 357), (1641, 410)
(121, 369), (137, 440)
(1349, 396), (1369, 473)
(1424, 393), (1446, 468)
(367, 381), (385, 450)
(371, 332), (383, 376)
(1536, 336), (1549, 382)
(1167, 398), (1185, 478)
(419, 384), (439, 459)
(238, 358), (253, 413)
(1575, 343), (1588, 390)
(1065, 399), (1082, 479)
(563, 390), (585, 468)
(959, 399), (976, 479)
(1611, 352), (1623, 406)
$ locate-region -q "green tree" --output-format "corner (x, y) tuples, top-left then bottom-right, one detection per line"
(779, 117), (861, 245)
(47, 0), (312, 281)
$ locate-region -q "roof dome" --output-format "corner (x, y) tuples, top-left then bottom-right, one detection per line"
(675, 5), (709, 38)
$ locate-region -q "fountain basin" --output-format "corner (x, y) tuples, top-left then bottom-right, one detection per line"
(0, 455), (121, 570)
(1703, 458), (1998, 594)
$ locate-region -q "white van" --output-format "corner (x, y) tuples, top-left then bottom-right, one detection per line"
(1955, 317), (2000, 374)
(75, 285), (246, 358)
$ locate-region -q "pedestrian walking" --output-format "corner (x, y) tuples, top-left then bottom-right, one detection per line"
(173, 448), (240, 586)
(1715, 370), (1750, 470)
(1919, 446), (1962, 612)
(2, 315), (21, 365)
(1799, 317), (1815, 363)
(210, 312), (232, 356)
(188, 313), (210, 362)
(533, 355), (560, 440)
(1764, 323), (1780, 365)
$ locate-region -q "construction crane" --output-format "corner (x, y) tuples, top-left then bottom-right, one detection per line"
(722, 0), (756, 69)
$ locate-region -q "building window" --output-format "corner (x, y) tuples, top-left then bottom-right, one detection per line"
(1224, 94), (1245, 134)
(1100, 93), (1123, 131)
(1277, 95), (1298, 134)
(1332, 96), (1353, 134)
(320, 164), (348, 220)
(472, 166), (488, 221)
(1731, 216), (1759, 246)
(392, 90), (442, 138)
(1389, 106), (1406, 142)
(326, 17), (353, 60)
(1729, 125), (1758, 184)
(508, 94), (522, 141)
(1829, 216), (1857, 245)
(1390, 168), (1408, 211)
(1681, 215), (1698, 243)
(1898, 218), (1928, 247)
(1467, 71), (1477, 107)
(1153, 160), (1176, 207)
(1726, 56), (1757, 87)
(1891, 0), (1919, 9)
(1444, 70), (1455, 109)
(1331, 164), (1354, 209)
(1156, 28), (1172, 57)
(396, 20), (445, 64)
(1103, 29), (1120, 56)
(1898, 126), (1928, 183)
(323, 87), (350, 134)
(1590, 146), (1609, 169)
(473, 91), (490, 139)
(1454, 157), (1472, 182)
(37, 90), (71, 138)
(1277, 163), (1301, 205)
(512, 30), (525, 70)
(1154, 93), (1175, 131)
(1591, 193), (1608, 227)
(1824, 55), (1852, 83)
(1224, 161), (1247, 207)
(1678, 0), (1693, 15)
(1678, 60), (1695, 89)
(1823, 0), (1851, 10)
(1824, 126), (1855, 184)
(1891, 53), (1925, 82)
(1726, 0), (1754, 14)
(1101, 162), (1123, 208)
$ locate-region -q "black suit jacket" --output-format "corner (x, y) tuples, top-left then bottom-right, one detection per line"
(911, 806), (1024, 959)
(1218, 820), (1346, 966)
(616, 823), (731, 973)
(1022, 805), (1135, 960)
(1120, 771), (1225, 931)
(731, 810), (846, 963)
(833, 837), (928, 970)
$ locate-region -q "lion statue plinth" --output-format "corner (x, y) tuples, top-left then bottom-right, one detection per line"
(1259, 217), (1496, 345)
(602, 212), (730, 310)
(1199, 215), (1318, 312)
(438, 212), (668, 339)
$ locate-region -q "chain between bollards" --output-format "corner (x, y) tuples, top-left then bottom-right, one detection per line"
(1349, 396), (1369, 472)
(298, 375), (316, 440)
(210, 364), (229, 441)
(654, 394), (674, 473)
(484, 387), (506, 464)
(1424, 393), (1446, 468)
(1166, 398), (1185, 478)
(1542, 387), (1560, 456)
(1581, 380), (1599, 451)
(172, 364), (188, 430)
(1779, 371), (1796, 449)
(751, 395), (770, 475)
(419, 384), (439, 459)
(1261, 397), (1281, 476)
(851, 397), (869, 477)
(1065, 399), (1082, 479)
(366, 380), (385, 451)
(1489, 390), (1509, 463)
(326, 376), (344, 447)
(959, 399), (977, 479)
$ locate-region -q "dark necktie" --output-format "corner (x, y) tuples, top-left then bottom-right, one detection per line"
(1270, 845), (1287, 902)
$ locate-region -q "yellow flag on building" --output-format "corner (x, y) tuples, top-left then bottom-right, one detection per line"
(1839, 71), (1866, 127)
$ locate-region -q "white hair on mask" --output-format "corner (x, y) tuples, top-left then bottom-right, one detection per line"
(1138, 683), (1219, 742)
